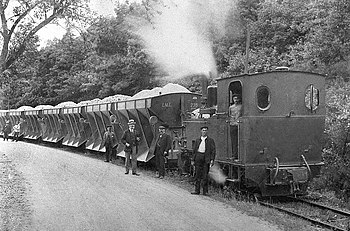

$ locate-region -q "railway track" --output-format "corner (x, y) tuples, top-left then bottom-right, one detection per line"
(258, 196), (350, 231)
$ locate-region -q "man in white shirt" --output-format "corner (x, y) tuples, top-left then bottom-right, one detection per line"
(191, 126), (216, 196)
(13, 122), (21, 142)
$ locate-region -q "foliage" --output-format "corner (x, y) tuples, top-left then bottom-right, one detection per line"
(311, 79), (350, 200)
(0, 0), (91, 107)
(4, 3), (158, 107)
(0, 0), (90, 72)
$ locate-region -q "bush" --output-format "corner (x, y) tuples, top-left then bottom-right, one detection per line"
(312, 78), (350, 200)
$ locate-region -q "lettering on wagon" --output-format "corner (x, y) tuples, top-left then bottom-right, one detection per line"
(162, 102), (172, 108)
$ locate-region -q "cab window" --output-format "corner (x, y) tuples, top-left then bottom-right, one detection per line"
(256, 86), (270, 111)
(305, 84), (319, 111)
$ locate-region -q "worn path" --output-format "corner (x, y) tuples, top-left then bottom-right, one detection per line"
(0, 140), (281, 231)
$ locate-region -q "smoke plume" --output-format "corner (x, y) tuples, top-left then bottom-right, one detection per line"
(137, 0), (237, 80)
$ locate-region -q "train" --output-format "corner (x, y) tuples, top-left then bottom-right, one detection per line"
(0, 69), (325, 197)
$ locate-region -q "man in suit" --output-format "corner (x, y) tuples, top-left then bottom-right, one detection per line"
(154, 123), (172, 179)
(102, 125), (117, 162)
(2, 120), (11, 141)
(191, 126), (216, 196)
(121, 119), (141, 176)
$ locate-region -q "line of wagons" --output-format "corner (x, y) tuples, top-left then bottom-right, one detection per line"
(0, 70), (326, 197)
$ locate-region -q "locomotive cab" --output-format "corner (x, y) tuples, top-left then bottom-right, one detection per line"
(183, 70), (325, 197)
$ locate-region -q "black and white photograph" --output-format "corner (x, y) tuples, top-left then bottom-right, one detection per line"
(0, 0), (349, 230)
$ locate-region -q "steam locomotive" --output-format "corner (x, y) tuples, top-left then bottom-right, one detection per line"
(0, 69), (325, 197)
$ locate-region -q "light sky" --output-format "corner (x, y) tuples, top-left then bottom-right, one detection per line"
(37, 0), (116, 46)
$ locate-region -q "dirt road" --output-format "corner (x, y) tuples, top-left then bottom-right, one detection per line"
(0, 140), (281, 231)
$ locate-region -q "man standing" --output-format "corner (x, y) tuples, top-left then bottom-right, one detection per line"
(229, 94), (242, 160)
(154, 123), (171, 179)
(191, 126), (216, 196)
(102, 125), (117, 162)
(121, 119), (141, 176)
(2, 120), (11, 141)
(13, 122), (21, 142)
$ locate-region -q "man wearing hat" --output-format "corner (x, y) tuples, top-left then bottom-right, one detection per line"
(2, 120), (12, 141)
(229, 94), (242, 160)
(121, 119), (141, 175)
(154, 123), (172, 179)
(191, 126), (216, 195)
(102, 124), (117, 162)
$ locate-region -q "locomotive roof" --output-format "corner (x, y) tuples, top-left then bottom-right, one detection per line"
(216, 70), (325, 82)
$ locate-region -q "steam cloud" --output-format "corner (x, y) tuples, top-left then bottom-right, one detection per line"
(137, 0), (237, 79)
(209, 163), (227, 184)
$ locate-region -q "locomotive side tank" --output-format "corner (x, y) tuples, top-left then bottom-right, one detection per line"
(183, 70), (325, 196)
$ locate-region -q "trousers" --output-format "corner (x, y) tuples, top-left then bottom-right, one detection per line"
(13, 132), (19, 142)
(105, 145), (113, 161)
(194, 153), (210, 194)
(155, 149), (166, 177)
(125, 146), (137, 173)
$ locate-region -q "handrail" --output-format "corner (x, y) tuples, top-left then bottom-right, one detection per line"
(273, 157), (280, 184)
(301, 154), (311, 181)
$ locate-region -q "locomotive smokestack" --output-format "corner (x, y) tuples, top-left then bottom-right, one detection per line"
(207, 71), (218, 108)
(201, 75), (208, 100)
(200, 73), (211, 108)
(207, 86), (217, 107)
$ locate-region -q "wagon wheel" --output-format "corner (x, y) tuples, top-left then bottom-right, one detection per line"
(248, 193), (260, 203)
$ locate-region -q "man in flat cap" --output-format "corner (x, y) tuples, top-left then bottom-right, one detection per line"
(121, 119), (141, 175)
(191, 126), (216, 196)
(102, 124), (117, 162)
(154, 123), (171, 179)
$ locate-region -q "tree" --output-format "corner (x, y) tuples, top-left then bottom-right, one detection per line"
(0, 0), (90, 74)
(288, 0), (350, 78)
(7, 3), (159, 108)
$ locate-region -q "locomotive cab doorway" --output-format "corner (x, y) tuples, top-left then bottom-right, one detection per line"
(228, 81), (242, 161)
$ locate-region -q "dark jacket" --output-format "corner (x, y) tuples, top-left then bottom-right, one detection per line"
(192, 136), (216, 164)
(121, 129), (141, 153)
(102, 130), (117, 148)
(3, 124), (11, 134)
(155, 133), (171, 156)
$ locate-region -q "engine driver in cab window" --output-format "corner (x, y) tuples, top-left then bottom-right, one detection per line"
(229, 94), (242, 160)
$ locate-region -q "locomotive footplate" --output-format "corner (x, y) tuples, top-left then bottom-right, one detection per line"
(266, 166), (309, 186)
(264, 166), (310, 195)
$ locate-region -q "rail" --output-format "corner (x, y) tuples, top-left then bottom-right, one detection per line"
(258, 197), (350, 231)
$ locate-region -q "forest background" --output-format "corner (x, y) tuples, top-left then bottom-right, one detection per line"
(0, 0), (350, 200)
